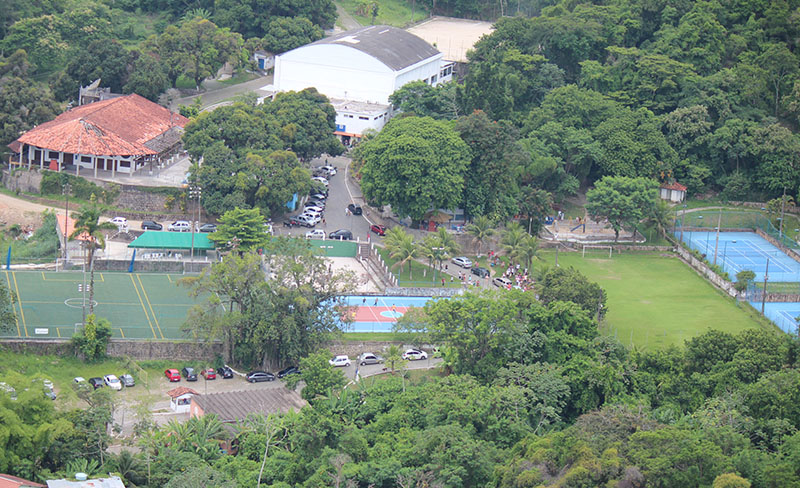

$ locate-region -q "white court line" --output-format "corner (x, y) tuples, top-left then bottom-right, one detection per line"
(740, 239), (793, 273)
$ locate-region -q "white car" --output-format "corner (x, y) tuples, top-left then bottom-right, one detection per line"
(451, 256), (473, 268)
(109, 217), (128, 230)
(402, 349), (428, 361)
(320, 165), (337, 176)
(301, 210), (322, 220)
(305, 229), (326, 239)
(73, 376), (86, 384)
(103, 374), (122, 391)
(310, 193), (327, 201)
(312, 177), (329, 186)
(169, 220), (192, 232)
(329, 355), (351, 367)
(304, 204), (325, 213)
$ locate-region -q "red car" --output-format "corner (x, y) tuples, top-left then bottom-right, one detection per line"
(164, 369), (181, 382)
(201, 368), (216, 380)
(370, 224), (386, 236)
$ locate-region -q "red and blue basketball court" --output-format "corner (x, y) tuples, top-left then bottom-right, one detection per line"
(339, 296), (438, 332)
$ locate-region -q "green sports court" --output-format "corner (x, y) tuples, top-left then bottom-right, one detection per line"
(1, 271), (202, 340)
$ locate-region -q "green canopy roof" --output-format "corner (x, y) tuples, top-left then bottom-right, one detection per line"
(128, 231), (215, 250)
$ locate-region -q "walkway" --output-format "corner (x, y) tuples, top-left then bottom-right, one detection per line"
(169, 74), (273, 111)
(335, 2), (362, 30)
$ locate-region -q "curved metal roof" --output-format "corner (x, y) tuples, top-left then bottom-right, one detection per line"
(307, 25), (440, 71)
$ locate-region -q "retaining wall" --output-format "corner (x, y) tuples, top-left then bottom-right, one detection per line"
(0, 338), (223, 360)
(755, 228), (800, 264)
(2, 170), (43, 193)
(384, 287), (464, 297)
(674, 245), (738, 298)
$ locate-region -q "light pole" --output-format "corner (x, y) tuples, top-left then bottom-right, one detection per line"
(722, 239), (735, 272)
(713, 208), (722, 264)
(679, 204), (687, 243)
(62, 182), (71, 261)
(188, 185), (201, 264)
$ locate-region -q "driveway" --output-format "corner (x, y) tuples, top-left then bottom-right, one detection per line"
(338, 356), (443, 381)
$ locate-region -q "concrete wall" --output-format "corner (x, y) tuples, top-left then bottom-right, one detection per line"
(113, 186), (176, 213)
(0, 338), (223, 360)
(675, 245), (738, 298)
(755, 228), (800, 264)
(384, 287), (464, 297)
(3, 170), (43, 193)
(62, 259), (212, 273)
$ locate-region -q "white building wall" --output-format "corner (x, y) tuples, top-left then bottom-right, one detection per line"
(276, 45), (396, 104)
(394, 54), (445, 91)
(335, 111), (388, 136)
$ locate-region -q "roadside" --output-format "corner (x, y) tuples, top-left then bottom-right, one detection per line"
(169, 74), (272, 111)
(334, 1), (362, 31)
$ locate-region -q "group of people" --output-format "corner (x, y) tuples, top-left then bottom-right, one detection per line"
(503, 264), (534, 291)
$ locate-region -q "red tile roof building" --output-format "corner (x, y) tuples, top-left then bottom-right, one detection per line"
(9, 94), (188, 178)
(659, 181), (687, 203)
(0, 473), (46, 488)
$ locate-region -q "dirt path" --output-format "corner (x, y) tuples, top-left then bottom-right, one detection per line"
(335, 2), (362, 30)
(0, 192), (60, 228)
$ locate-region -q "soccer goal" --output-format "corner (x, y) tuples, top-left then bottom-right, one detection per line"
(582, 245), (613, 258)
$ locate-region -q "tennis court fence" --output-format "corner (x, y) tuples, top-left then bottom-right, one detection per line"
(676, 211), (800, 252)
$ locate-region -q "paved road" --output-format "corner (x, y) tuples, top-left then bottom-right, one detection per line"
(169, 74), (273, 111)
(334, 2), (362, 30)
(275, 155), (377, 244)
(339, 356), (442, 381)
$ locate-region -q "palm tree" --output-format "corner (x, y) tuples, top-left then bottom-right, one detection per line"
(433, 227), (459, 272)
(647, 199), (672, 238)
(70, 203), (116, 318)
(389, 233), (419, 280)
(501, 222), (526, 265)
(466, 215), (495, 256)
(418, 236), (438, 279)
(383, 226), (409, 251)
(111, 450), (145, 487)
(519, 235), (540, 269)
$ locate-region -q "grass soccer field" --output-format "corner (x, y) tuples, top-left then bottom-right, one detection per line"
(539, 251), (770, 349)
(0, 271), (201, 340)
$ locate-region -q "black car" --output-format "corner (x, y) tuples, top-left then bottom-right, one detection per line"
(219, 366), (234, 379)
(181, 367), (198, 381)
(277, 366), (300, 379)
(329, 229), (353, 240)
(347, 204), (363, 215)
(141, 220), (163, 231)
(471, 266), (490, 278)
(88, 377), (104, 389)
(246, 370), (275, 383)
(198, 223), (217, 233)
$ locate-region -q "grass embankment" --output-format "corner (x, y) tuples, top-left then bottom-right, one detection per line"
(538, 251), (773, 349)
(338, 0), (428, 27)
(377, 248), (463, 288)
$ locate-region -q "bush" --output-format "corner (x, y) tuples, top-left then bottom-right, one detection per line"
(40, 171), (119, 204)
(71, 314), (113, 362)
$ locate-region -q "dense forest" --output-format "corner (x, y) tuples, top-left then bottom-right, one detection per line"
(2, 288), (799, 487)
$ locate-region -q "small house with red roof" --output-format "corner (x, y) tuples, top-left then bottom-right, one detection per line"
(9, 94), (188, 179)
(0, 473), (45, 488)
(167, 386), (199, 414)
(659, 181), (687, 203)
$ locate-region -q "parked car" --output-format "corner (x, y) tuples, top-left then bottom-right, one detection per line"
(73, 377), (86, 384)
(181, 367), (198, 381)
(312, 176), (329, 186)
(164, 369), (181, 382)
(110, 217), (128, 229)
(88, 377), (105, 389)
(320, 165), (337, 176)
(119, 374), (135, 387)
(329, 229), (353, 240)
(370, 224), (386, 236)
(347, 204), (362, 215)
(329, 355), (351, 367)
(471, 266), (490, 278)
(141, 220), (162, 231)
(198, 223), (217, 232)
(451, 256), (473, 268)
(297, 214), (320, 227)
(201, 368), (216, 380)
(219, 366), (234, 379)
(402, 349), (428, 361)
(301, 208), (322, 219)
(104, 374), (122, 391)
(277, 366), (300, 378)
(304, 204), (325, 214)
(306, 229), (326, 239)
(284, 218), (303, 228)
(310, 193), (327, 201)
(168, 220), (192, 232)
(492, 277), (513, 289)
(246, 371), (275, 383)
(358, 353), (384, 365)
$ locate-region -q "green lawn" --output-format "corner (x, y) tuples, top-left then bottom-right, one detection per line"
(537, 251), (772, 349)
(377, 248), (463, 288)
(338, 0), (428, 27)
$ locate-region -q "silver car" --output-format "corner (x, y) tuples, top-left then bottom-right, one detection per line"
(358, 352), (384, 365)
(451, 256), (473, 268)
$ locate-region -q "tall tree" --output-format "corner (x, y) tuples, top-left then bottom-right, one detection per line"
(358, 116), (471, 224)
(466, 215), (495, 257)
(585, 176), (659, 241)
(208, 207), (268, 252)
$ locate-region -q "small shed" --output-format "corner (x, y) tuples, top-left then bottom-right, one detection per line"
(660, 182), (687, 203)
(167, 386), (199, 413)
(253, 50), (274, 71)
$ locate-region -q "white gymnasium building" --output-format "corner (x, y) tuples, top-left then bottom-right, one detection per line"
(274, 25), (454, 143)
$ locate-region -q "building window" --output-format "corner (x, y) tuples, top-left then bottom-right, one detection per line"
(431, 75), (438, 83)
(359, 116), (369, 120)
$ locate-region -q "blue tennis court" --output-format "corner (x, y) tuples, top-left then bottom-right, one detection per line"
(752, 302), (800, 334)
(339, 295), (442, 332)
(679, 231), (800, 282)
